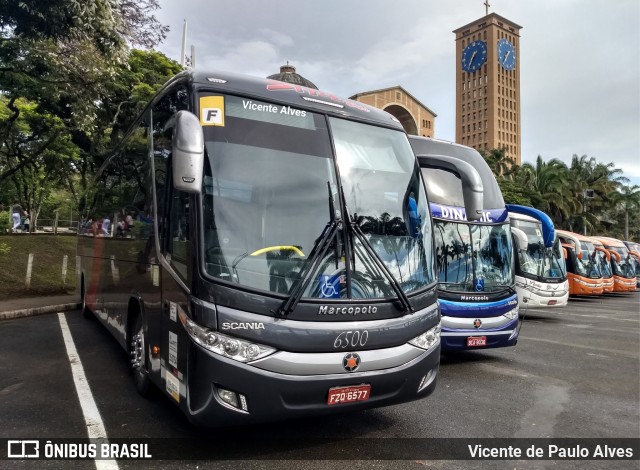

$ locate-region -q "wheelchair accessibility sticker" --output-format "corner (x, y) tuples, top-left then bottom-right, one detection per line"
(318, 274), (341, 298)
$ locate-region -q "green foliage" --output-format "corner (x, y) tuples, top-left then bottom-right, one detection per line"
(0, 211), (10, 233)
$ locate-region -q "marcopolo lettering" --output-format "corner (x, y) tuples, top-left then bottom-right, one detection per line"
(221, 322), (266, 330)
(460, 295), (489, 301)
(318, 305), (377, 315)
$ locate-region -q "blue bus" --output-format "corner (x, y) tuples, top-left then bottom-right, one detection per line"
(409, 137), (518, 351)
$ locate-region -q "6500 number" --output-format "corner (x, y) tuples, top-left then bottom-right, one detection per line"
(333, 330), (369, 349)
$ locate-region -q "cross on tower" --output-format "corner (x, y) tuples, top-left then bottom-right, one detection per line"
(484, 0), (490, 16)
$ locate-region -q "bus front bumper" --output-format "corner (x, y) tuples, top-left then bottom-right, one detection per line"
(183, 342), (440, 426)
(440, 316), (519, 351)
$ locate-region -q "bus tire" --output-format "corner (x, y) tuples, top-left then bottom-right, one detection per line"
(130, 313), (151, 397)
(81, 277), (93, 319)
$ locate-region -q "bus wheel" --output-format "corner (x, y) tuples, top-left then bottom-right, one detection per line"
(81, 278), (92, 319)
(130, 314), (150, 396)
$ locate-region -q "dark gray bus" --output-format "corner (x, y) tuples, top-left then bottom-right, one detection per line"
(78, 70), (440, 425)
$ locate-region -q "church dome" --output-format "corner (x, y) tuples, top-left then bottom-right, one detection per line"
(267, 64), (318, 90)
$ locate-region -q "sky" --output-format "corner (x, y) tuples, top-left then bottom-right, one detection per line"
(154, 0), (640, 184)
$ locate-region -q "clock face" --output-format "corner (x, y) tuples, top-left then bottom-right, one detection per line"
(461, 40), (487, 73)
(498, 38), (516, 70)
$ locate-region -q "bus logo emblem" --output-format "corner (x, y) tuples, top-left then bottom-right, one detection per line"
(473, 319), (482, 328)
(343, 353), (361, 372)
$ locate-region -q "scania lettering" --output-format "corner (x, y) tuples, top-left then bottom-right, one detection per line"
(508, 205), (569, 308)
(409, 137), (517, 351)
(78, 70), (440, 425)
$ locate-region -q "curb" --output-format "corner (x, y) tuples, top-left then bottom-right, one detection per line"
(0, 303), (81, 321)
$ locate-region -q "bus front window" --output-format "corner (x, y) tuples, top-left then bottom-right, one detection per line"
(472, 224), (514, 290)
(513, 220), (565, 281)
(200, 94), (434, 299)
(434, 221), (513, 292)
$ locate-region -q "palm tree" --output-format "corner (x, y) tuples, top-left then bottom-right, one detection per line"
(516, 156), (574, 227)
(607, 185), (640, 240)
(479, 147), (516, 178)
(565, 155), (626, 235)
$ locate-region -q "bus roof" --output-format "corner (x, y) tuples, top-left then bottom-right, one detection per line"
(408, 136), (505, 210)
(556, 230), (596, 243)
(591, 236), (627, 248)
(168, 70), (405, 130)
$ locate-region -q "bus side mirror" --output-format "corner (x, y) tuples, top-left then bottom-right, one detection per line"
(417, 154), (484, 221)
(172, 111), (204, 195)
(510, 227), (528, 249)
(610, 250), (621, 263)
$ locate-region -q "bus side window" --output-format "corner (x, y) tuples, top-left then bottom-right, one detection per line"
(167, 189), (191, 282)
(152, 83), (191, 281)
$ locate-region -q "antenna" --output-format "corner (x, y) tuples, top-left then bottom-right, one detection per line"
(180, 20), (187, 67)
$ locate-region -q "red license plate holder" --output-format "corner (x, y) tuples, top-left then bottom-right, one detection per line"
(327, 384), (371, 405)
(467, 336), (487, 347)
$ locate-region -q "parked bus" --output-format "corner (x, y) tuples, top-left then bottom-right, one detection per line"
(508, 205), (568, 308)
(623, 241), (640, 288)
(556, 230), (604, 296)
(591, 236), (637, 292)
(78, 70), (441, 425)
(409, 136), (518, 351)
(589, 238), (615, 293)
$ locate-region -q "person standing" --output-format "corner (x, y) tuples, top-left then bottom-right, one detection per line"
(11, 208), (20, 232)
(102, 216), (111, 237)
(22, 210), (30, 233)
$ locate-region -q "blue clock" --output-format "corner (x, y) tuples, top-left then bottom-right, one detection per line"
(461, 40), (487, 73)
(498, 38), (516, 70)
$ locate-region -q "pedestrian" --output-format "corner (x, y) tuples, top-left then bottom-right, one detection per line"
(22, 210), (30, 233)
(11, 208), (20, 232)
(102, 216), (111, 237)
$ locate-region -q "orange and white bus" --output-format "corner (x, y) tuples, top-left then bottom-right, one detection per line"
(591, 237), (637, 292)
(556, 230), (604, 296)
(589, 238), (614, 293)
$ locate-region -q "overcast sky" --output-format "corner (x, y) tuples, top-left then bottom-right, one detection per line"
(154, 0), (640, 184)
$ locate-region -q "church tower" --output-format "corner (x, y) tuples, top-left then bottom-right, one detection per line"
(453, 5), (522, 164)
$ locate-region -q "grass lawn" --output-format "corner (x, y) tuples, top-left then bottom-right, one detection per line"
(0, 234), (78, 300)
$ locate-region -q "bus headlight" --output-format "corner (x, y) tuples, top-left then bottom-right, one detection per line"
(503, 306), (519, 320)
(178, 309), (276, 362)
(409, 322), (441, 351)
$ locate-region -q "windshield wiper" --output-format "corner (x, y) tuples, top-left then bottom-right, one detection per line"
(348, 215), (413, 313)
(277, 182), (342, 316)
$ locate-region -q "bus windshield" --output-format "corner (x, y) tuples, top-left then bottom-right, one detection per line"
(594, 250), (613, 278)
(201, 93), (433, 299)
(576, 241), (601, 278)
(608, 246), (636, 278)
(512, 219), (565, 281)
(434, 220), (513, 292)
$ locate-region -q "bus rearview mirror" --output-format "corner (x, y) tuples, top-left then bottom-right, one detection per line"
(417, 154), (484, 221)
(172, 110), (204, 194)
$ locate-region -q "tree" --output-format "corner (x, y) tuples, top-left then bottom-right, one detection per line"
(479, 147), (516, 178)
(564, 155), (626, 234)
(607, 185), (640, 240)
(1, 2), (173, 220)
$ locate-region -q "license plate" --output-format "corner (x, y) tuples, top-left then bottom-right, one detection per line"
(548, 300), (557, 305)
(467, 336), (487, 347)
(327, 384), (371, 405)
